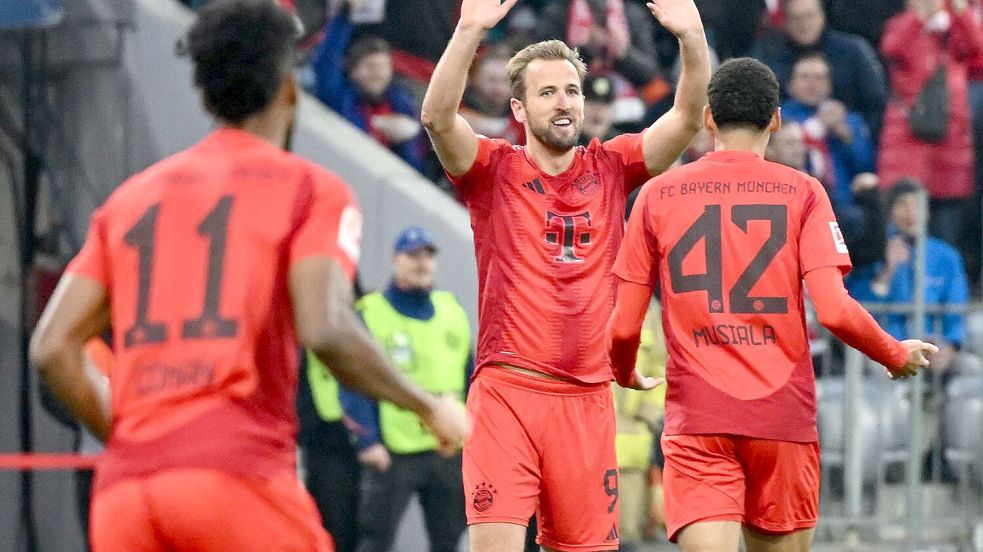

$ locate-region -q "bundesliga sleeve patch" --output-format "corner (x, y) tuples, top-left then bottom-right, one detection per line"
(338, 205), (363, 265)
(829, 222), (849, 254)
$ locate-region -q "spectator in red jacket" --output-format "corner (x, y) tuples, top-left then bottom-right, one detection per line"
(878, 0), (983, 250)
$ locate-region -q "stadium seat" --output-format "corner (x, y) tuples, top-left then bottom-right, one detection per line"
(816, 376), (912, 486)
(942, 375), (983, 485)
(952, 352), (983, 377)
(966, 311), (983, 356)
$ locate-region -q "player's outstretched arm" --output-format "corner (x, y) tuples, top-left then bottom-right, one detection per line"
(639, 0), (711, 176)
(804, 266), (938, 379)
(30, 275), (112, 441)
(608, 278), (666, 390)
(290, 257), (471, 451)
(421, 0), (517, 177)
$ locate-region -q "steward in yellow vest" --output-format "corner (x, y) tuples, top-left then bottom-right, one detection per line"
(341, 226), (473, 552)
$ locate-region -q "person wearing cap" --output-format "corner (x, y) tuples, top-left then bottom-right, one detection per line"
(578, 74), (619, 146)
(341, 226), (473, 552)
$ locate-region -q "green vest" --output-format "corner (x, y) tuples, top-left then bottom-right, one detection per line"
(357, 290), (471, 454)
(306, 350), (343, 422)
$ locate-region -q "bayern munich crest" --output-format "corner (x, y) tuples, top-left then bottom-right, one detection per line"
(472, 482), (497, 513)
(574, 171), (601, 197)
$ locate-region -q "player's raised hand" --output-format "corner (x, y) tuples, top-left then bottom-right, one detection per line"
(646, 0), (705, 38)
(422, 394), (472, 456)
(890, 339), (940, 380)
(620, 369), (666, 391)
(459, 0), (519, 30)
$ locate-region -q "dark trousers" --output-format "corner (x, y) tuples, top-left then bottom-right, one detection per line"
(302, 423), (362, 552)
(76, 468), (94, 550)
(357, 451), (465, 552)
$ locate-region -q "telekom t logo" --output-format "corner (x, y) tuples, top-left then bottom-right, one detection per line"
(545, 211), (592, 263)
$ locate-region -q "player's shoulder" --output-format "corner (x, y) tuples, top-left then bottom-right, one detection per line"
(753, 158), (826, 204)
(289, 155), (357, 203)
(586, 133), (642, 158)
(477, 134), (522, 159)
(97, 149), (192, 218)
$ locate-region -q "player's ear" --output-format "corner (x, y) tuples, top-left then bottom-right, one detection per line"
(768, 107), (781, 134)
(511, 97), (527, 124)
(702, 105), (716, 135)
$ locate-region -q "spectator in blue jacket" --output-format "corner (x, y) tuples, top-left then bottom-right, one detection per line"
(751, 0), (886, 135)
(781, 52), (876, 209)
(847, 178), (970, 373)
(311, 4), (427, 172)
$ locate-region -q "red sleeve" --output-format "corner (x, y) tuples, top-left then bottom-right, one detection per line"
(445, 136), (508, 200)
(290, 170), (361, 281)
(805, 267), (908, 374)
(601, 132), (650, 193)
(607, 278), (654, 387)
(612, 182), (659, 286)
(799, 178), (853, 276)
(66, 208), (110, 289)
(950, 9), (983, 62)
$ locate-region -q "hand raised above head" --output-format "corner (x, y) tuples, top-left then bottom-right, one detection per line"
(459, 0), (520, 31)
(646, 0), (705, 39)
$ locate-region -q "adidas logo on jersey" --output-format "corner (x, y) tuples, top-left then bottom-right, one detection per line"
(603, 524), (619, 542)
(522, 179), (545, 195)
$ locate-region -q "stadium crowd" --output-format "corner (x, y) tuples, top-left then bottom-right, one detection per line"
(180, 0), (983, 296)
(75, 0), (983, 549)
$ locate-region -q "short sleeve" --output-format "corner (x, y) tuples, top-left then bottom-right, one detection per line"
(66, 208), (110, 289)
(445, 136), (508, 200)
(799, 179), (853, 276)
(612, 183), (659, 286)
(601, 132), (650, 193)
(290, 170), (361, 281)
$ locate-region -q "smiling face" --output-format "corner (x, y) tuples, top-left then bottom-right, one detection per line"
(512, 58), (585, 153)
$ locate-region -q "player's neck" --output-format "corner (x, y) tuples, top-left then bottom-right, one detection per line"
(713, 130), (771, 157)
(525, 138), (576, 176)
(227, 110), (291, 150)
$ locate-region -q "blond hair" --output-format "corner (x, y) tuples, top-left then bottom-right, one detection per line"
(505, 40), (587, 101)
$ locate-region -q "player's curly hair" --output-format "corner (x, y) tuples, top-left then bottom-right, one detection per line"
(183, 0), (298, 124)
(506, 40), (587, 102)
(707, 58), (779, 132)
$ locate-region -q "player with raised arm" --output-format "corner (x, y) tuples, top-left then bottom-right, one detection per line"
(607, 57), (938, 552)
(29, 2), (468, 551)
(421, 0), (710, 550)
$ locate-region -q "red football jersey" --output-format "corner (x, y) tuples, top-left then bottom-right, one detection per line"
(613, 150), (851, 441)
(449, 134), (650, 383)
(67, 128), (361, 490)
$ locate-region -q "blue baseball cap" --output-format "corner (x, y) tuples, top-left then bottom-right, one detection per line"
(393, 226), (438, 254)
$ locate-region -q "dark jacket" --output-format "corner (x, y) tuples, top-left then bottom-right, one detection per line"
(751, 27), (887, 135)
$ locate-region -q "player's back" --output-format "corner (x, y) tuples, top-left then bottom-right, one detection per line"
(76, 128), (350, 489)
(630, 150), (851, 441)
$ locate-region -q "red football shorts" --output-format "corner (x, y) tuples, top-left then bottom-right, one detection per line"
(661, 434), (820, 542)
(90, 468), (333, 552)
(463, 367), (620, 551)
